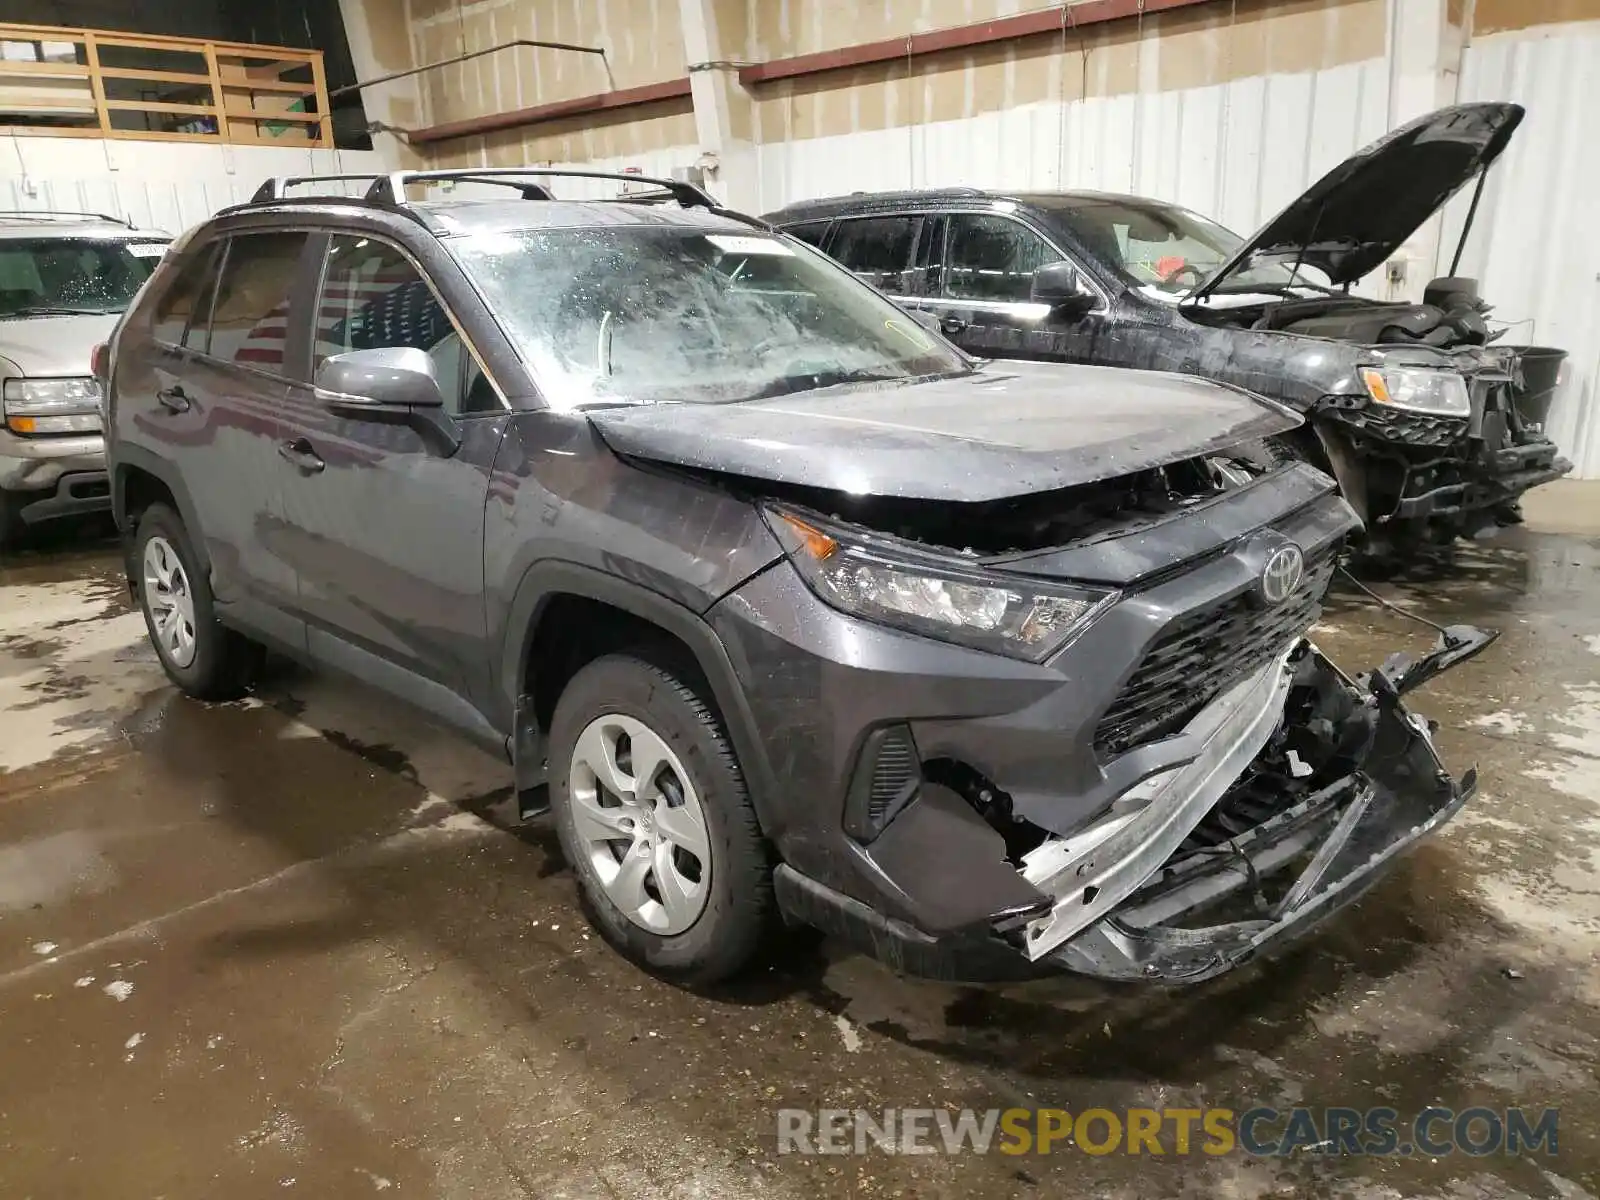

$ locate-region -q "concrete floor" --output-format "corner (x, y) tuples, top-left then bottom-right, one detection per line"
(1, 486), (1597, 1199)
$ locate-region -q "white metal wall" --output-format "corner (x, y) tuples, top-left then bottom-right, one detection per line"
(1445, 24), (1600, 479)
(755, 56), (1394, 244)
(1, 140), (388, 238)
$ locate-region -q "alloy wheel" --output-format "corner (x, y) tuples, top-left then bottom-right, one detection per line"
(568, 713), (711, 934)
(142, 535), (198, 669)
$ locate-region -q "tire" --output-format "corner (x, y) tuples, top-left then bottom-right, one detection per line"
(132, 503), (260, 700)
(0, 490), (26, 553)
(548, 654), (774, 985)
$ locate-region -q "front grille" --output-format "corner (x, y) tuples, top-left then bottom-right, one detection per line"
(1094, 547), (1337, 757)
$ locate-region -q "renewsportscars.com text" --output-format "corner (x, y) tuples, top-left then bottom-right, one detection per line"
(776, 1106), (1559, 1158)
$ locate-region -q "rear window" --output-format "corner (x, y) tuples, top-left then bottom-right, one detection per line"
(205, 233), (308, 372)
(0, 237), (168, 320)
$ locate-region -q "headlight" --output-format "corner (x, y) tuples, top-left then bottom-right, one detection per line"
(767, 507), (1116, 661)
(2, 377), (103, 435)
(1359, 366), (1470, 417)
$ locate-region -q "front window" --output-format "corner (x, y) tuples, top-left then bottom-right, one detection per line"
(943, 213), (1064, 304)
(454, 226), (968, 409)
(0, 237), (168, 319)
(1045, 200), (1331, 297)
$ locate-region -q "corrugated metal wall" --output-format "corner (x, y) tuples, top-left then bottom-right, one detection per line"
(1446, 24), (1600, 478)
(1, 145), (388, 237)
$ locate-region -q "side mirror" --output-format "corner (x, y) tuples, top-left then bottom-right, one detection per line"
(909, 309), (944, 335)
(1031, 261), (1096, 318)
(315, 346), (446, 410)
(315, 346), (459, 454)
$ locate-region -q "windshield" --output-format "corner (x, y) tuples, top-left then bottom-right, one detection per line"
(454, 225), (969, 407)
(1044, 200), (1331, 297)
(0, 237), (167, 319)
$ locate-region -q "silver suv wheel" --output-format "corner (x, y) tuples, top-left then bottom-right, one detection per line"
(142, 534), (198, 669)
(568, 713), (711, 935)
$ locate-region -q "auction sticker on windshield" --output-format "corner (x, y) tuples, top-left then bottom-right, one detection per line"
(706, 234), (794, 256)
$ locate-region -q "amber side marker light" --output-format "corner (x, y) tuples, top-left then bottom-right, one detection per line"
(1359, 366), (1393, 404)
(776, 512), (839, 560)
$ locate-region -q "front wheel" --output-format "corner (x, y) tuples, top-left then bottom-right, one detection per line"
(133, 503), (260, 700)
(548, 654), (774, 985)
(0, 490), (26, 552)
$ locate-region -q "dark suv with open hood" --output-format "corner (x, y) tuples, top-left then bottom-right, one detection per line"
(105, 168), (1489, 987)
(766, 102), (1570, 556)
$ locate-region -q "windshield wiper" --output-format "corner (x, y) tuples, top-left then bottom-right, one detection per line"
(742, 368), (912, 402)
(3, 305), (119, 317)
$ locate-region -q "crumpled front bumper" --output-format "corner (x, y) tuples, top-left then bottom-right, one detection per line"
(1036, 628), (1492, 982)
(772, 624), (1494, 986)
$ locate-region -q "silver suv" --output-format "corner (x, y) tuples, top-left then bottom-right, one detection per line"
(0, 210), (170, 546)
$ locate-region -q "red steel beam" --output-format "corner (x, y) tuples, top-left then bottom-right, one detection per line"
(738, 0), (1220, 86)
(407, 76), (693, 144)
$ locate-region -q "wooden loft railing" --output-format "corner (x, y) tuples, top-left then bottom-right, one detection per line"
(0, 22), (332, 146)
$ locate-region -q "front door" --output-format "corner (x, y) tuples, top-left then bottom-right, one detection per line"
(923, 211), (1104, 364)
(275, 231), (507, 722)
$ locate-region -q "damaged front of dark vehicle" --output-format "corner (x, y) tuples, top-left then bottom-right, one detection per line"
(765, 102), (1571, 558)
(591, 358), (1495, 985)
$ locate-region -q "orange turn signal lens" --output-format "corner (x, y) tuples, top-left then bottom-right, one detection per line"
(776, 512), (838, 560)
(7, 417), (37, 434)
(1359, 367), (1392, 404)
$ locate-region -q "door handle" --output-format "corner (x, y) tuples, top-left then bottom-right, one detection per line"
(277, 438), (325, 474)
(155, 386), (191, 413)
(939, 316), (968, 335)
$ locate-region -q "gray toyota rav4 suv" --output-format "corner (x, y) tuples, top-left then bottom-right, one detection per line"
(106, 168), (1491, 987)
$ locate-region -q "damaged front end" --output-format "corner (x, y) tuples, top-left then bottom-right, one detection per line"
(1313, 345), (1570, 542)
(1020, 626), (1493, 983)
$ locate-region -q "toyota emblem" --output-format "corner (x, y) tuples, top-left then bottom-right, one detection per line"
(1259, 543), (1305, 606)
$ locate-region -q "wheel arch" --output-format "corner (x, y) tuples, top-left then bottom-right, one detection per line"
(112, 445), (210, 579)
(501, 560), (780, 834)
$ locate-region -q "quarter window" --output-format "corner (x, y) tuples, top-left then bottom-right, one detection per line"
(783, 221), (831, 249)
(943, 214), (1062, 304)
(314, 235), (495, 415)
(827, 215), (923, 294)
(206, 232), (309, 372)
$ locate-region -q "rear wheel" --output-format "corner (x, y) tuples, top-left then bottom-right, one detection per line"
(133, 503), (260, 699)
(548, 654), (774, 985)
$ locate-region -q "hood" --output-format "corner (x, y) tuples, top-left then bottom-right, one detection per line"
(0, 313), (119, 378)
(1188, 102), (1524, 299)
(586, 361), (1300, 503)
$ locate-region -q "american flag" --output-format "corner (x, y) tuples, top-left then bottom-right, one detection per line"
(215, 259), (444, 371)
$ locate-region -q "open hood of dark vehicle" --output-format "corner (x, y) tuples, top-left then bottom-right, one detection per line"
(586, 362), (1299, 503)
(1187, 102), (1524, 299)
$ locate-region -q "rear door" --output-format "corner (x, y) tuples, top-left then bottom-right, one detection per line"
(134, 230), (312, 650)
(274, 229), (507, 729)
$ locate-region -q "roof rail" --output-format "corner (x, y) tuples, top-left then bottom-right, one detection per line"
(235, 166), (777, 233)
(250, 174), (392, 203)
(0, 209), (134, 228)
(365, 167), (719, 210)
